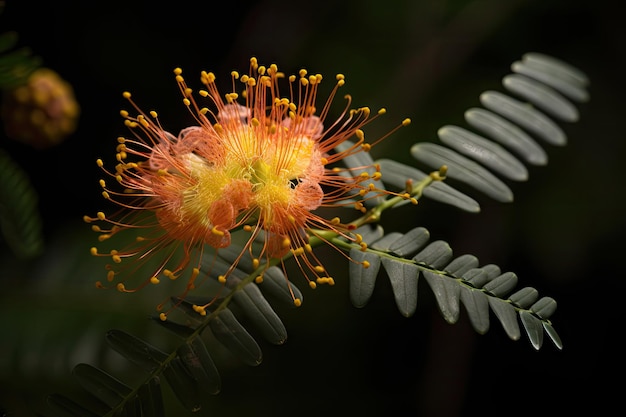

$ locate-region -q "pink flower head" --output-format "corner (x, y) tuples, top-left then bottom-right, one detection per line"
(84, 57), (411, 319)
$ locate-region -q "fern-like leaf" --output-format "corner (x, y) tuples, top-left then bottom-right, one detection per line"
(344, 224), (562, 350)
(378, 52), (590, 209)
(0, 148), (43, 258)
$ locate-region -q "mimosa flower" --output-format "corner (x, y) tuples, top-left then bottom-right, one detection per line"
(84, 57), (412, 319)
(2, 67), (80, 149)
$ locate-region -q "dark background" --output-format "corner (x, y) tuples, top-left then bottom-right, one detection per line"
(0, 0), (624, 416)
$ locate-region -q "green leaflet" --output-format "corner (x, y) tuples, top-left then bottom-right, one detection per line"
(502, 74), (579, 122)
(257, 266), (304, 308)
(487, 298), (521, 341)
(105, 330), (168, 373)
(543, 322), (564, 350)
(464, 108), (548, 166)
(520, 311), (544, 350)
(388, 226), (430, 258)
(459, 286), (490, 334)
(376, 157), (481, 212)
(423, 270), (461, 324)
(411, 142), (514, 202)
(480, 90), (567, 146)
(333, 140), (386, 207)
(209, 308), (263, 366)
(72, 363), (132, 409)
(348, 248), (382, 308)
(483, 272), (519, 297)
(136, 378), (165, 417)
(530, 296), (558, 319)
(508, 287), (539, 309)
(381, 258), (420, 317)
(162, 357), (203, 412)
(512, 53), (590, 103)
(437, 125), (528, 181)
(444, 254), (480, 276)
(232, 283), (288, 345)
(177, 337), (221, 395)
(412, 240), (453, 269)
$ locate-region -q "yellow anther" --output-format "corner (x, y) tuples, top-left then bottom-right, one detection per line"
(173, 67), (182, 75)
(107, 270), (115, 282)
(150, 111), (158, 118)
(294, 298), (302, 307)
(193, 305), (207, 316)
(159, 313), (167, 321)
(378, 108), (387, 115)
(90, 247), (98, 255)
(314, 265), (325, 273)
(150, 276), (160, 285)
(282, 237), (291, 248)
(355, 233), (363, 244)
(97, 212), (106, 220)
(252, 258), (260, 269)
(116, 283), (126, 292)
(231, 70), (239, 79)
(331, 217), (341, 225)
(183, 98), (191, 106)
(122, 91), (131, 99)
(362, 260), (371, 268)
(218, 275), (227, 284)
(212, 226), (225, 236)
(360, 242), (368, 251)
(102, 191), (110, 199)
(402, 118), (411, 126)
(356, 129), (364, 141)
(255, 275), (264, 284)
(372, 172), (382, 180)
(96, 159), (104, 167)
(361, 143), (371, 152)
(309, 281), (317, 289)
(111, 254), (122, 264)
